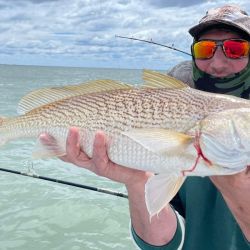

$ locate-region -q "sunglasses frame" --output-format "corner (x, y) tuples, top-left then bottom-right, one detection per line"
(191, 38), (250, 60)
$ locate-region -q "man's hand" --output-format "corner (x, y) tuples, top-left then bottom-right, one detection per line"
(210, 167), (250, 241)
(39, 127), (178, 246)
(39, 127), (152, 186)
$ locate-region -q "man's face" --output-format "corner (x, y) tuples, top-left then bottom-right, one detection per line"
(195, 29), (249, 77)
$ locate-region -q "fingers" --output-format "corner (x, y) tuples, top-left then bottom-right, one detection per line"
(39, 128), (90, 166)
(39, 133), (56, 146)
(93, 131), (109, 164)
(61, 127), (91, 166)
(39, 129), (109, 171)
(65, 127), (81, 159)
(91, 131), (112, 176)
(39, 128), (150, 184)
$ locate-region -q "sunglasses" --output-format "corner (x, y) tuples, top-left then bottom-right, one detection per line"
(191, 39), (250, 60)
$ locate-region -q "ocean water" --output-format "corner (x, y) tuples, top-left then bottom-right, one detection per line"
(0, 64), (144, 250)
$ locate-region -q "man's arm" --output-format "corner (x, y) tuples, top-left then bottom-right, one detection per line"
(167, 60), (194, 87)
(210, 169), (250, 241)
(126, 175), (178, 246)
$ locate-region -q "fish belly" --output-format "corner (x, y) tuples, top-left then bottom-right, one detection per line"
(78, 129), (166, 172)
(78, 129), (203, 174)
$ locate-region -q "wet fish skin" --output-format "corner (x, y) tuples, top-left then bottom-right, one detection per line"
(198, 108), (250, 172)
(1, 70), (250, 216)
(2, 85), (249, 146)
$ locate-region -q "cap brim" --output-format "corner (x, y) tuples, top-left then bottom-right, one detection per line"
(189, 20), (248, 38)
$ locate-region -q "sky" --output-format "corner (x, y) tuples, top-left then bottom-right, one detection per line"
(0, 0), (250, 70)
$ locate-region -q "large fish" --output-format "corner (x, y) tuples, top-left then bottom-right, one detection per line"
(0, 70), (250, 217)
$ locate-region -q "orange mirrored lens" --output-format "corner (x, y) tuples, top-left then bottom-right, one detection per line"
(223, 40), (249, 58)
(193, 40), (250, 59)
(193, 40), (216, 59)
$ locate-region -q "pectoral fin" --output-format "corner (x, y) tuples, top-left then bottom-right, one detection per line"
(122, 128), (193, 155)
(145, 173), (186, 219)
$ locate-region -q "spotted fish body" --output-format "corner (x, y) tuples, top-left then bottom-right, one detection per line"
(1, 70), (250, 216)
(1, 80), (248, 171)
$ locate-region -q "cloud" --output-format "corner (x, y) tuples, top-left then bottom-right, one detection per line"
(20, 0), (59, 3)
(145, 0), (205, 8)
(0, 0), (250, 69)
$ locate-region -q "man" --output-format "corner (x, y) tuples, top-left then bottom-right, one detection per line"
(41, 4), (250, 249)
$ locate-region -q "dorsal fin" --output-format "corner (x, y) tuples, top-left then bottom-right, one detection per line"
(142, 69), (187, 89)
(17, 79), (132, 114)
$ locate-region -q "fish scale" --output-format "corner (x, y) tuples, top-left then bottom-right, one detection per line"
(1, 85), (250, 143)
(1, 69), (250, 217)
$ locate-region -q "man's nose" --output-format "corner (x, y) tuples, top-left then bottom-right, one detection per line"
(212, 46), (227, 61)
(210, 46), (228, 68)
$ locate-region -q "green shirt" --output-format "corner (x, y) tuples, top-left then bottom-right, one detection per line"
(132, 177), (250, 249)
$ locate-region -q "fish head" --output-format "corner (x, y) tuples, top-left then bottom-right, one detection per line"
(197, 108), (250, 175)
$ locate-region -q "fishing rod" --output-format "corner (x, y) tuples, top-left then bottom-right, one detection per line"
(0, 167), (128, 199)
(115, 35), (192, 56)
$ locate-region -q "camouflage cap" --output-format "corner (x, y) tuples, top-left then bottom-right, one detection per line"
(189, 5), (250, 39)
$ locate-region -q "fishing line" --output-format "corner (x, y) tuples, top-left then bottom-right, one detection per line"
(115, 35), (192, 56)
(0, 167), (128, 199)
